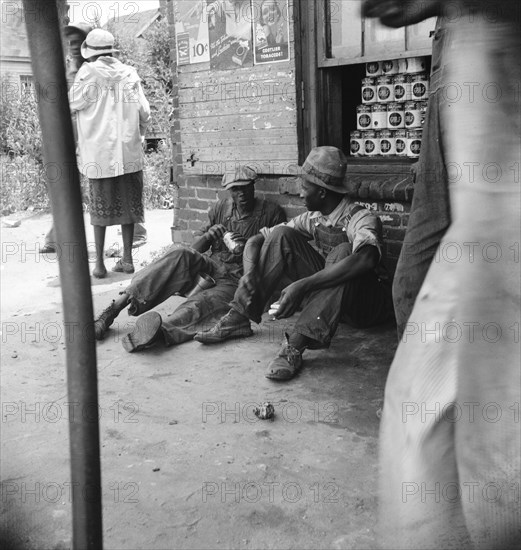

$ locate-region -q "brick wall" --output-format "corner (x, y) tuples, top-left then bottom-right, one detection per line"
(171, 172), (413, 277)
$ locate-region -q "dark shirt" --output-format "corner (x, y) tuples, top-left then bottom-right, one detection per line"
(202, 197), (286, 278)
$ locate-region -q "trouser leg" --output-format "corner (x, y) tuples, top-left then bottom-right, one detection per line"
(295, 243), (392, 349)
(230, 226), (324, 323)
(161, 280), (237, 345)
(126, 247), (220, 316)
(392, 87), (450, 341)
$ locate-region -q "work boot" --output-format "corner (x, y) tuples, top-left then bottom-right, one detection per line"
(194, 309), (252, 344)
(265, 334), (303, 381)
(122, 311), (162, 353)
(93, 300), (118, 340)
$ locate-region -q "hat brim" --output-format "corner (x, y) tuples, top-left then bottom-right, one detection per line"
(222, 179), (255, 190)
(301, 172), (349, 194)
(64, 23), (91, 37)
(81, 42), (119, 59)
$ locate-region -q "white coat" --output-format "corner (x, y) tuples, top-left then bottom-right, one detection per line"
(69, 56), (151, 179)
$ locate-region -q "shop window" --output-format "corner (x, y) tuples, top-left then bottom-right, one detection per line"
(312, 0), (435, 164)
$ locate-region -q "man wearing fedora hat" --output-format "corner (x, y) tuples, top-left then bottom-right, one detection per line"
(92, 166), (285, 352)
(196, 146), (393, 380)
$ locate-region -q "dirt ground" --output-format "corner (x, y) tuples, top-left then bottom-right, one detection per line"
(1, 210), (397, 550)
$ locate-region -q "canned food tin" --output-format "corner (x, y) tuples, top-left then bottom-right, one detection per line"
(376, 76), (394, 103)
(223, 232), (245, 254)
(361, 77), (377, 104)
(379, 129), (395, 156)
(403, 56), (427, 74)
(387, 102), (405, 129)
(350, 130), (363, 156)
(371, 103), (388, 129)
(406, 129), (423, 158)
(366, 61), (382, 77)
(363, 130), (378, 156)
(357, 104), (372, 130)
(393, 74), (412, 102)
(404, 101), (421, 128)
(394, 129), (407, 156)
(382, 59), (400, 75)
(419, 100), (428, 126)
(411, 73), (429, 100)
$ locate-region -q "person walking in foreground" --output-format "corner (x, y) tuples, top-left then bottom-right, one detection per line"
(69, 29), (150, 278)
(93, 166), (286, 351)
(195, 146), (393, 381)
(363, 1), (521, 548)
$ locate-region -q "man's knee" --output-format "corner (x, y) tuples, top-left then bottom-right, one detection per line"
(266, 225), (298, 245)
(326, 242), (352, 264)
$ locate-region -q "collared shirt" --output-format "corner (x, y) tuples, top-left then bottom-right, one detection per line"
(261, 196), (383, 259)
(202, 197), (286, 277)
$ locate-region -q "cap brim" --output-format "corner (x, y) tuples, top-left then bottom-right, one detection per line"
(81, 43), (119, 59)
(223, 179), (255, 190)
(301, 173), (349, 194)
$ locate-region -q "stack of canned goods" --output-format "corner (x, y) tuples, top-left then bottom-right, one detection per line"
(352, 57), (429, 158)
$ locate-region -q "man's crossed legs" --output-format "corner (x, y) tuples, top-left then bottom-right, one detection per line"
(195, 226), (392, 380)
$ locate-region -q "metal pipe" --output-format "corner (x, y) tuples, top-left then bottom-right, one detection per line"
(22, 1), (103, 548)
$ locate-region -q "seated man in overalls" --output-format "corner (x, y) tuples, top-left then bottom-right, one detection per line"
(195, 146), (394, 380)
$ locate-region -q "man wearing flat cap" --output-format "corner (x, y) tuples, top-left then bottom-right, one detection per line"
(197, 146), (393, 380)
(92, 166), (285, 352)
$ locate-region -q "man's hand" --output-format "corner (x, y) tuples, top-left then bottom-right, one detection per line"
(362, 0), (442, 28)
(205, 224), (226, 243)
(274, 280), (309, 319)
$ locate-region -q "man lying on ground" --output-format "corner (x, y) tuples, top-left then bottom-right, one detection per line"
(93, 166), (286, 351)
(195, 146), (394, 381)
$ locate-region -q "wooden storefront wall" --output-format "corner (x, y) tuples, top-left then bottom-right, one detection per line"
(169, 0), (301, 242)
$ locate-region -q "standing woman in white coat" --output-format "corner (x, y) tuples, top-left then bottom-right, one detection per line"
(69, 29), (150, 278)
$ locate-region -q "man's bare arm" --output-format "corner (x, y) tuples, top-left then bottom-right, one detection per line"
(362, 0), (443, 27)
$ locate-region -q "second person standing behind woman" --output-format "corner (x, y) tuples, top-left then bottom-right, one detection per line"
(69, 29), (151, 279)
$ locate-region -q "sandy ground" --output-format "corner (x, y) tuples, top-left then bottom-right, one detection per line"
(1, 210), (397, 550)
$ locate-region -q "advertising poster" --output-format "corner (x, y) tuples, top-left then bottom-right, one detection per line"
(175, 0), (210, 65)
(252, 0), (290, 64)
(206, 0), (254, 70)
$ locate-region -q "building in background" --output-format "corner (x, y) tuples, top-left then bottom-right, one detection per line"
(0, 2), (33, 93)
(164, 0), (435, 275)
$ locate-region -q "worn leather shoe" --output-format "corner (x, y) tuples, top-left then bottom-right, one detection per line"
(194, 309), (252, 344)
(265, 341), (303, 381)
(93, 300), (118, 340)
(122, 311), (162, 352)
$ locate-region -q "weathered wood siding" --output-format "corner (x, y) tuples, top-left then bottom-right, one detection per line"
(174, 0), (298, 178)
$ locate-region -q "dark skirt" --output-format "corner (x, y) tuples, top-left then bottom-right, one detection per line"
(89, 171), (145, 226)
